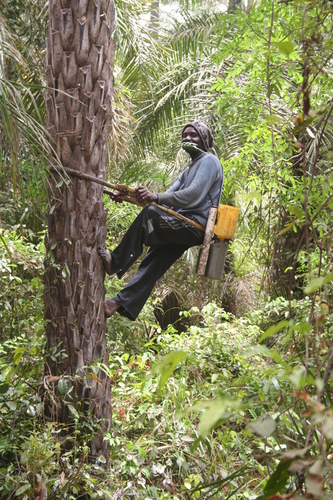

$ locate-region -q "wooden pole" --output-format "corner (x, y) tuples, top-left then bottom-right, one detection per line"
(49, 164), (130, 192)
(150, 203), (205, 232)
(196, 206), (218, 275)
(49, 165), (205, 233)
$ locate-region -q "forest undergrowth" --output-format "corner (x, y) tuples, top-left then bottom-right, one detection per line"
(1, 0), (333, 497)
(1, 226), (333, 500)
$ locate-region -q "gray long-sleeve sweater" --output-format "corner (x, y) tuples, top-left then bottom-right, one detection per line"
(157, 153), (224, 226)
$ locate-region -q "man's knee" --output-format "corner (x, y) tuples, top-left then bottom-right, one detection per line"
(142, 204), (161, 220)
(143, 205), (159, 215)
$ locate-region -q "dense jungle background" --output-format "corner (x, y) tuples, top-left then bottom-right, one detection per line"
(1, 0), (333, 498)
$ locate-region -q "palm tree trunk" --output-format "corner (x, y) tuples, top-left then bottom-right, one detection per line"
(228, 0), (242, 14)
(44, 0), (115, 459)
(150, 0), (160, 34)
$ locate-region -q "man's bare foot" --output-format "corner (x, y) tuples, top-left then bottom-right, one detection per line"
(105, 299), (120, 318)
(98, 247), (114, 275)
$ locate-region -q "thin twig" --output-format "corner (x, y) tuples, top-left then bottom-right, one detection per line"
(297, 349), (333, 489)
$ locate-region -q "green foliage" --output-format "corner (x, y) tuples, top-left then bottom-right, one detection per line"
(149, 350), (188, 389)
(1, 220), (333, 498)
(1, 0), (333, 499)
(0, 228), (44, 339)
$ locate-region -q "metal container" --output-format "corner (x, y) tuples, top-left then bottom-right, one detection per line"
(197, 239), (229, 280)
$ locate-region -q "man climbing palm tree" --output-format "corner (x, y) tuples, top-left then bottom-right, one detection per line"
(98, 122), (224, 320)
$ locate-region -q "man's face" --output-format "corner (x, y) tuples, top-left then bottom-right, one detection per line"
(182, 126), (204, 151)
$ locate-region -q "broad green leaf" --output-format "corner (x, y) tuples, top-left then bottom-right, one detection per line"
(304, 272), (333, 294)
(98, 455), (107, 464)
(259, 390), (265, 402)
(289, 322), (311, 336)
(0, 383), (9, 395)
(58, 379), (68, 396)
(15, 483), (31, 496)
(247, 416), (276, 437)
(7, 401), (17, 411)
(244, 345), (289, 368)
(67, 404), (79, 419)
(274, 40), (296, 56)
(179, 395), (241, 439)
(305, 277), (326, 294)
(150, 351), (188, 389)
(257, 460), (292, 499)
(13, 347), (27, 365)
(259, 320), (290, 342)
(198, 405), (232, 438)
(184, 480), (192, 490)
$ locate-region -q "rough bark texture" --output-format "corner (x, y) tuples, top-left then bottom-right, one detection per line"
(44, 0), (115, 458)
(268, 214), (305, 300)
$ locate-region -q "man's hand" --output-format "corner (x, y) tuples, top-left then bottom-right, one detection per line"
(135, 186), (158, 205)
(111, 190), (125, 203)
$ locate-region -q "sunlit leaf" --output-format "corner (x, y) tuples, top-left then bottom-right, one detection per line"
(15, 483), (31, 496)
(7, 401), (17, 411)
(259, 320), (290, 343)
(304, 272), (333, 294)
(274, 40), (296, 56)
(150, 350), (188, 389)
(256, 459), (292, 499)
(13, 347), (27, 365)
(198, 405), (232, 438)
(244, 346), (290, 369)
(67, 404), (79, 419)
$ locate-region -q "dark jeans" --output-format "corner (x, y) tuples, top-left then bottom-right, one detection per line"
(109, 205), (204, 320)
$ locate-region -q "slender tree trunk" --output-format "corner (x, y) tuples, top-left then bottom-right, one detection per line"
(150, 0), (160, 34)
(43, 0), (115, 459)
(228, 0), (241, 14)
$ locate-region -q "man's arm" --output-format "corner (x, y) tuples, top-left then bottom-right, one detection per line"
(134, 157), (222, 209)
(134, 173), (184, 204)
(157, 157), (222, 209)
(165, 178), (182, 194)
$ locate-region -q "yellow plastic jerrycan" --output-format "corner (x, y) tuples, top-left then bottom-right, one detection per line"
(213, 205), (240, 240)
